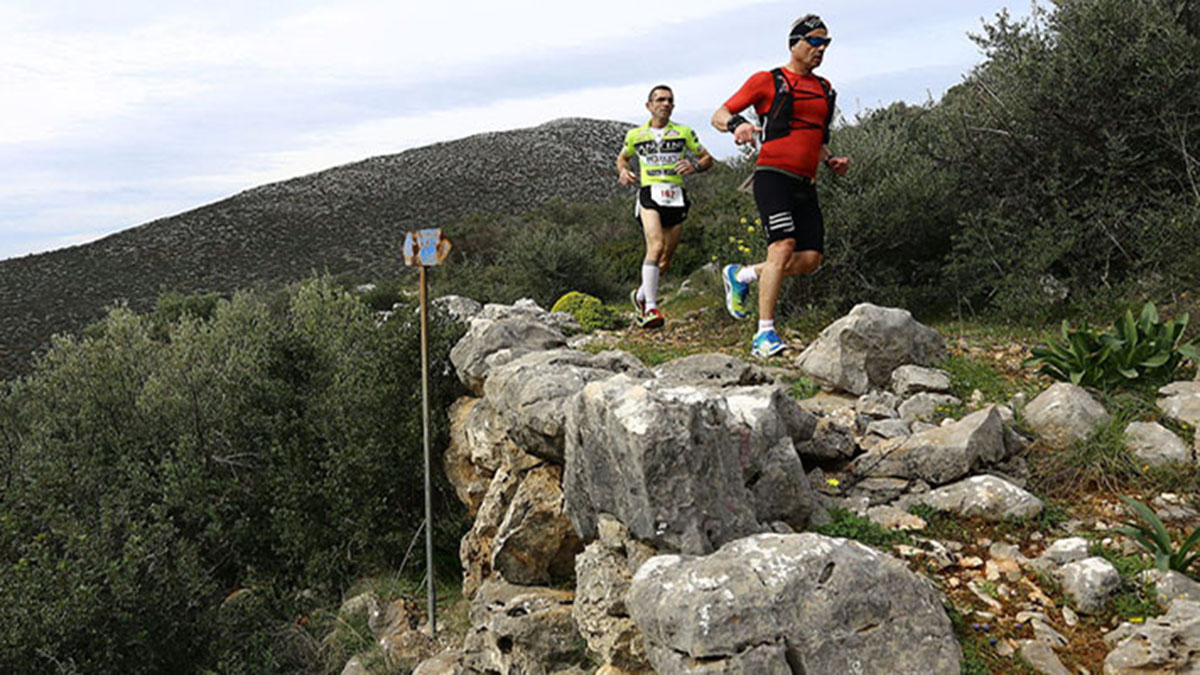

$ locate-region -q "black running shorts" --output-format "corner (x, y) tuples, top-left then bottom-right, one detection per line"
(752, 170), (824, 253)
(635, 185), (690, 228)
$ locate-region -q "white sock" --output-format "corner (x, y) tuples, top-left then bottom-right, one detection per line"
(757, 319), (775, 335)
(736, 266), (758, 284)
(641, 263), (660, 310)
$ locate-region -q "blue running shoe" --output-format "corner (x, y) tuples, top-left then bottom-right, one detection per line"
(722, 264), (750, 319)
(751, 329), (786, 358)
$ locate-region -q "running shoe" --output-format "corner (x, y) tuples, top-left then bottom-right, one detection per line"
(630, 286), (645, 315)
(751, 329), (786, 357)
(722, 264), (750, 320)
(637, 308), (665, 329)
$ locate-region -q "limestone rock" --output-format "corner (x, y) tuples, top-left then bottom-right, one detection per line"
(898, 392), (962, 423)
(1140, 569), (1200, 608)
(902, 474), (1044, 521)
(572, 542), (650, 671)
(891, 365), (953, 398)
(856, 390), (900, 419)
(653, 353), (771, 387)
(1104, 599), (1200, 673)
(492, 465), (581, 587)
(475, 298), (580, 333)
(450, 315), (567, 394)
(851, 407), (1011, 485)
(1125, 421), (1192, 466)
(1032, 538), (1091, 574)
(795, 407), (862, 461)
(1058, 557), (1120, 614)
(794, 303), (948, 395)
(1158, 381), (1200, 453)
(627, 533), (962, 674)
(564, 375), (764, 554)
(1024, 383), (1110, 449)
(1019, 640), (1071, 675)
(432, 294), (483, 324)
(485, 349), (649, 462)
(461, 579), (581, 675)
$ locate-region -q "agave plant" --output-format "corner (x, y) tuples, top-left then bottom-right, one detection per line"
(1113, 496), (1200, 578)
(1026, 303), (1200, 389)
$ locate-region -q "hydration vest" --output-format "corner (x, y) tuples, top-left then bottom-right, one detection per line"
(761, 67), (836, 145)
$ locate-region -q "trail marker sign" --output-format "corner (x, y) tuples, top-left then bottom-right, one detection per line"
(403, 228), (451, 267)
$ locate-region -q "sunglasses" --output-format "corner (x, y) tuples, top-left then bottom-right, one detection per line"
(803, 35), (832, 48)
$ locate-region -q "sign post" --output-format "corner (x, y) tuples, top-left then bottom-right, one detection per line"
(402, 228), (451, 637)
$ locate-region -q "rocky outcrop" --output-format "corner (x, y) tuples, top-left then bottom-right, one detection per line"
(794, 303), (948, 395)
(563, 375), (817, 554)
(901, 474), (1044, 521)
(449, 315), (568, 395)
(627, 533), (962, 674)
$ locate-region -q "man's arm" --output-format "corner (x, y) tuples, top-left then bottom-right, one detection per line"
(616, 150), (637, 186)
(712, 105), (762, 148)
(820, 144), (850, 177)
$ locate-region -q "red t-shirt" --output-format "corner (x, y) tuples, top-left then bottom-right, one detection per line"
(723, 69), (830, 179)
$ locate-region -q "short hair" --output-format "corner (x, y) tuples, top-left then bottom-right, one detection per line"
(647, 85), (673, 102)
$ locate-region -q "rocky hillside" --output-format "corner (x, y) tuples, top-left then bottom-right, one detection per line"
(338, 296), (1200, 674)
(0, 118), (630, 379)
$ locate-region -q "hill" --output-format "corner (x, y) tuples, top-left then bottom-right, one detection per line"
(0, 118), (631, 379)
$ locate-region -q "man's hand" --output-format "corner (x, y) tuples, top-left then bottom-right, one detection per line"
(732, 122), (762, 149)
(618, 167), (638, 186)
(675, 159), (696, 175)
(826, 156), (850, 177)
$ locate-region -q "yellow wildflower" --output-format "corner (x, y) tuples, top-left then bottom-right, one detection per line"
(826, 478), (840, 487)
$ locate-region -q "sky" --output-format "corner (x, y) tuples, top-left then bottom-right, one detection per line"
(0, 0), (1033, 262)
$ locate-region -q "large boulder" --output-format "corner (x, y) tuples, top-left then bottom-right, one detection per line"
(1024, 382), (1110, 448)
(450, 315), (567, 395)
(851, 406), (1013, 485)
(485, 349), (650, 462)
(1104, 599), (1200, 673)
(460, 579), (582, 675)
(627, 533), (962, 674)
(794, 303), (948, 395)
(564, 375), (770, 554)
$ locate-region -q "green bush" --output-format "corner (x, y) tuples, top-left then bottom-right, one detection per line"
(1115, 497), (1200, 578)
(550, 291), (625, 332)
(0, 277), (467, 672)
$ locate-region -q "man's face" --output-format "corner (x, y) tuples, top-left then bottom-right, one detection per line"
(646, 89), (674, 120)
(790, 28), (830, 71)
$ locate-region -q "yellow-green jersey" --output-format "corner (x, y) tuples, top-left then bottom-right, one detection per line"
(622, 121), (706, 186)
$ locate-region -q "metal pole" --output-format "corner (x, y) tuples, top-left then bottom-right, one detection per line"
(419, 264), (436, 637)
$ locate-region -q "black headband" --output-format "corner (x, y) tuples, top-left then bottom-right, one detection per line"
(788, 14), (826, 47)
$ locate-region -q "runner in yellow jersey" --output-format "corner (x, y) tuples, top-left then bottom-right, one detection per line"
(617, 84), (714, 329)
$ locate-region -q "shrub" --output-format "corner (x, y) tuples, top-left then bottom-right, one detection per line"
(1026, 303), (1199, 388)
(550, 292), (625, 332)
(0, 277), (467, 672)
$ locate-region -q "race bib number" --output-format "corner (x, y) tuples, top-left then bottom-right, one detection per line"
(650, 184), (684, 207)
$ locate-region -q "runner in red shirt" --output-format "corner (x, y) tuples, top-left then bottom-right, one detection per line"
(711, 14), (851, 358)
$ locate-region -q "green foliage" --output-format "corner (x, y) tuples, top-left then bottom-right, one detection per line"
(939, 353), (1019, 404)
(944, 1), (1200, 315)
(814, 508), (911, 549)
(1114, 497), (1200, 577)
(1027, 303), (1199, 388)
(550, 291), (625, 332)
(0, 277), (467, 672)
